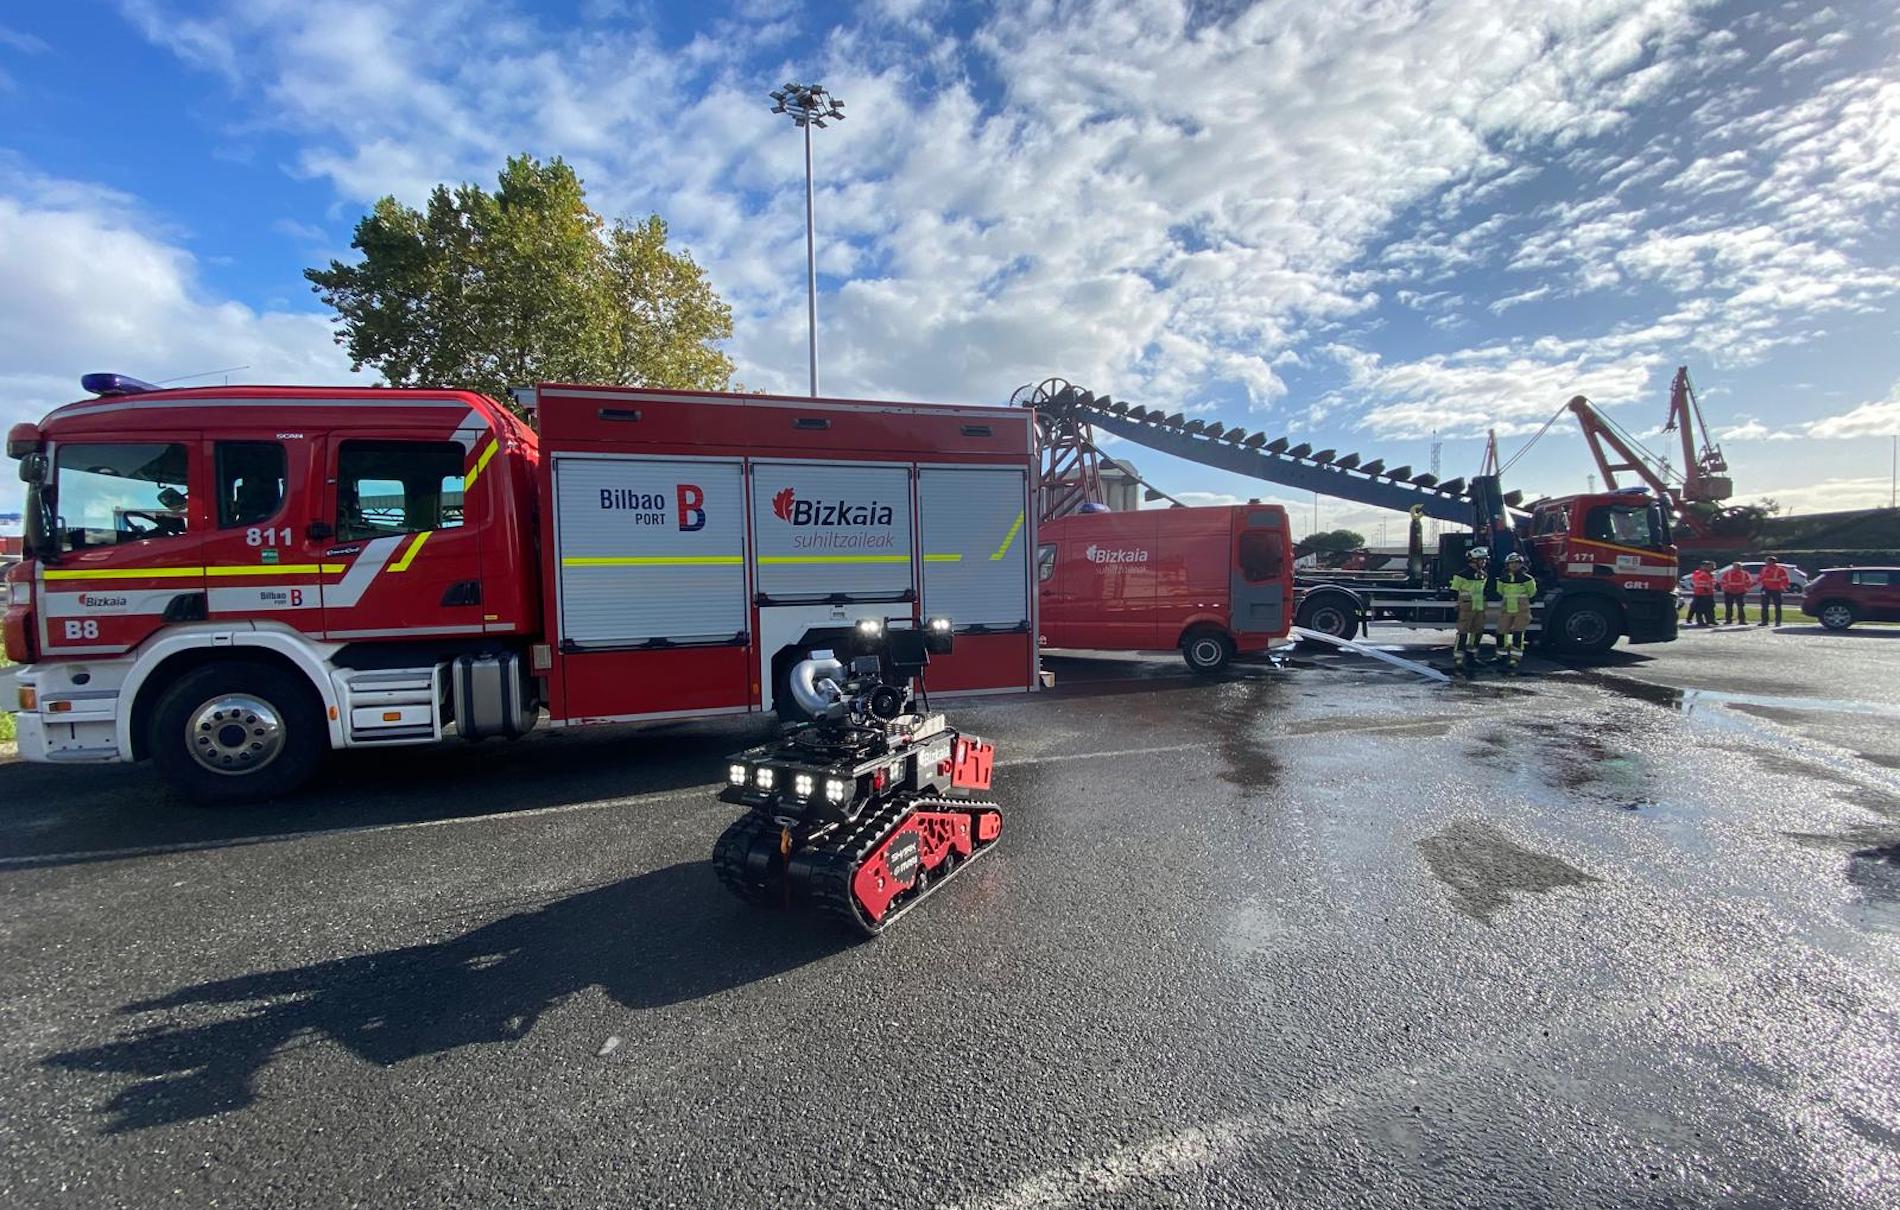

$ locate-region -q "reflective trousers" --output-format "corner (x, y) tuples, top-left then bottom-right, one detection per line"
(1498, 606), (1530, 662)
(1454, 600), (1487, 652)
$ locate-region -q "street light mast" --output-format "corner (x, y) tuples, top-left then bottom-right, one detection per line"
(769, 82), (845, 398)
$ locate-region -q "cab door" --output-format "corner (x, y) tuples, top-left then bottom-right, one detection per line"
(322, 435), (487, 639)
(199, 433), (330, 636)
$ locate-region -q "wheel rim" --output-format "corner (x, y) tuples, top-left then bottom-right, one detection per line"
(1821, 605), (1852, 627)
(1190, 638), (1224, 666)
(1565, 609), (1610, 648)
(1309, 606), (1348, 637)
(186, 694), (287, 776)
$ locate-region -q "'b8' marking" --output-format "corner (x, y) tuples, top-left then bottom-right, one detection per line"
(63, 620), (101, 640)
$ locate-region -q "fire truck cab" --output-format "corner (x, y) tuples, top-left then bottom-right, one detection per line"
(5, 377), (1038, 802)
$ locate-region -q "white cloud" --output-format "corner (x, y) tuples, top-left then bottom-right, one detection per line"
(1741, 477), (1896, 514)
(1319, 341), (1662, 440)
(1806, 382), (1900, 439)
(113, 0), (1731, 414)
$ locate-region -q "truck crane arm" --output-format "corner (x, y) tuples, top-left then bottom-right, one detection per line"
(1016, 380), (1521, 528)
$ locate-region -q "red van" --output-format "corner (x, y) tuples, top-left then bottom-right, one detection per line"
(1036, 504), (1293, 672)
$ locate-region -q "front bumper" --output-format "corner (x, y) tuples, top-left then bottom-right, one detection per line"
(10, 665), (133, 763)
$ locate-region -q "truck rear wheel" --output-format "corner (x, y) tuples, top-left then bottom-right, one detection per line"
(1546, 598), (1620, 658)
(1295, 593), (1357, 644)
(150, 661), (325, 804)
(1181, 628), (1235, 674)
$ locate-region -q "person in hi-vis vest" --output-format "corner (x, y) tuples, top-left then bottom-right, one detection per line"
(1495, 552), (1538, 673)
(1757, 555), (1791, 626)
(1719, 562), (1752, 625)
(1448, 546), (1491, 677)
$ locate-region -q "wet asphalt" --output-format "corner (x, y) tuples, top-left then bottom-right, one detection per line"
(2, 623), (1898, 1208)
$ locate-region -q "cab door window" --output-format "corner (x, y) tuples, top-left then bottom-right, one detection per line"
(216, 442), (288, 529)
(336, 441), (465, 540)
(1036, 543), (1057, 582)
(49, 442), (192, 551)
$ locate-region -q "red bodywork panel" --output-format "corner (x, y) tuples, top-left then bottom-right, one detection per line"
(1037, 504), (1293, 654)
(851, 806), (1001, 924)
(532, 385), (1039, 725)
(949, 736), (995, 791)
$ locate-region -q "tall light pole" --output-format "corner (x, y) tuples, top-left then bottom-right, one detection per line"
(769, 82), (844, 398)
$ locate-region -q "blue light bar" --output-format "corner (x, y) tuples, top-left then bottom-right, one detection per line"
(80, 372), (161, 397)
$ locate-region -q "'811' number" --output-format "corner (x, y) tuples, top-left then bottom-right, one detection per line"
(247, 527), (294, 547)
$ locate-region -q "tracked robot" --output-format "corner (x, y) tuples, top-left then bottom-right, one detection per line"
(712, 618), (1002, 935)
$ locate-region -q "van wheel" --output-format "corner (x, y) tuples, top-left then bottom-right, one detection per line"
(150, 661), (325, 804)
(1181, 628), (1235, 675)
(1817, 602), (1856, 631)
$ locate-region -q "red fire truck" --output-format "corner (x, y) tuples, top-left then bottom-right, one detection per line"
(4, 376), (1038, 801)
(1036, 504), (1294, 672)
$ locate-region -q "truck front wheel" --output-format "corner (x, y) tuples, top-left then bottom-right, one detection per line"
(150, 661), (325, 804)
(1181, 628), (1235, 674)
(1546, 598), (1620, 659)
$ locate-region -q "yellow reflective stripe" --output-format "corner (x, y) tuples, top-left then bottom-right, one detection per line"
(46, 563), (347, 581)
(43, 566), (204, 581)
(758, 554), (909, 564)
(923, 553), (962, 563)
(206, 564), (328, 577)
(990, 510), (1025, 560)
(563, 555), (744, 567)
(464, 440), (499, 490)
(389, 530), (432, 573)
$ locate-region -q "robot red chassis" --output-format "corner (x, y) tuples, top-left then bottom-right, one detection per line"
(713, 619), (1002, 936)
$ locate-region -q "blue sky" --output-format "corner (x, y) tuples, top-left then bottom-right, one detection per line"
(3, 0), (1899, 537)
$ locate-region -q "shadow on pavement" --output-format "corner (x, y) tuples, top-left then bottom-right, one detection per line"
(0, 716), (777, 868)
(43, 860), (848, 1133)
(1770, 625), (1900, 639)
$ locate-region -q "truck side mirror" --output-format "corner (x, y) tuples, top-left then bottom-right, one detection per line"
(17, 452), (46, 484)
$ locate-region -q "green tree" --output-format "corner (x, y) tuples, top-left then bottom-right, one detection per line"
(1295, 528), (1367, 557)
(306, 155), (734, 403)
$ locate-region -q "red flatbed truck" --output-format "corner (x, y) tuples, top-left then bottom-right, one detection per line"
(1035, 504), (1294, 672)
(4, 375), (1038, 801)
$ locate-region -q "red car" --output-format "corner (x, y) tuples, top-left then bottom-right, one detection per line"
(1801, 567), (1900, 630)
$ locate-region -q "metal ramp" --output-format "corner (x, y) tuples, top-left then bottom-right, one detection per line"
(1286, 626), (1452, 683)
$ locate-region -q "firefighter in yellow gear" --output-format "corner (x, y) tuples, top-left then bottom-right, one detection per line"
(1495, 551), (1538, 674)
(1449, 547), (1491, 677)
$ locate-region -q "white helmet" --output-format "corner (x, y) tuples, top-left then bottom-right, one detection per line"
(1505, 552), (1525, 565)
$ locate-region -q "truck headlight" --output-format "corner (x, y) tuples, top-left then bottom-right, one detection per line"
(727, 763), (747, 786)
(855, 618), (883, 638)
(754, 767), (775, 790)
(824, 777), (849, 803)
(793, 772), (815, 798)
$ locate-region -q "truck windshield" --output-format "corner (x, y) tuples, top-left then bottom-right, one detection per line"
(48, 442), (192, 552)
(1583, 504), (1661, 549)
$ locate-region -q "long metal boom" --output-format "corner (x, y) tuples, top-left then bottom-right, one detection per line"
(1081, 408), (1484, 526)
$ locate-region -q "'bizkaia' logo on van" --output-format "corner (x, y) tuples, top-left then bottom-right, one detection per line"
(1085, 544), (1149, 564)
(770, 487), (893, 527)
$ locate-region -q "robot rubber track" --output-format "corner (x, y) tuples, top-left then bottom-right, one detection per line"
(714, 795), (1003, 936)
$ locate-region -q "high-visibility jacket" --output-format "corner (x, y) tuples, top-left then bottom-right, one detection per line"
(1449, 569), (1488, 606)
(1759, 563), (1791, 591)
(1497, 571), (1538, 614)
(1690, 569), (1715, 595)
(1720, 566), (1752, 594)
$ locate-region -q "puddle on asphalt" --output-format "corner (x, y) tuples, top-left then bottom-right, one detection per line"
(1208, 678), (1285, 791)
(1416, 820), (1601, 924)
(1784, 824), (1900, 931)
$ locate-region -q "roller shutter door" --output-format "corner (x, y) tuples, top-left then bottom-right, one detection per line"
(554, 456), (746, 647)
(919, 467), (1029, 627)
(750, 461), (914, 600)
